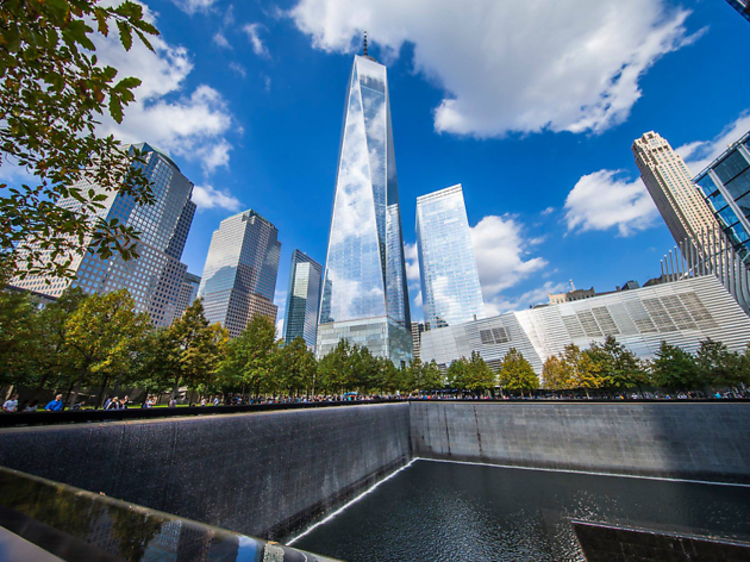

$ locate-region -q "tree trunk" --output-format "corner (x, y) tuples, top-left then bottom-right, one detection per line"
(95, 375), (110, 409)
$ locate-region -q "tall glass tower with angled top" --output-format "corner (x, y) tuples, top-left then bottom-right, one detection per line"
(317, 49), (412, 366)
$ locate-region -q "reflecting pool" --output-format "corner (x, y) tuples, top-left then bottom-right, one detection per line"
(293, 460), (750, 562)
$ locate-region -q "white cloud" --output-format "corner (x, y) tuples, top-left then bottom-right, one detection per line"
(192, 184), (242, 211)
(541, 207), (555, 216)
(171, 0), (218, 15)
(264, 75), (272, 91)
(229, 62), (247, 78)
(676, 111), (750, 176)
(564, 170), (659, 236)
(485, 282), (568, 316)
(276, 318), (285, 339)
(243, 23), (269, 57)
(0, 159), (36, 186)
(93, 13), (235, 174)
(213, 31), (231, 49)
(471, 216), (547, 305)
(288, 0), (700, 137)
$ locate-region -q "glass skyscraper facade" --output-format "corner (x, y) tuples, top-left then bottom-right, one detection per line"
(198, 209), (281, 338)
(317, 53), (412, 366)
(416, 184), (485, 329)
(12, 143), (196, 328)
(726, 0), (750, 23)
(693, 129), (750, 264)
(284, 250), (323, 350)
(173, 271), (201, 320)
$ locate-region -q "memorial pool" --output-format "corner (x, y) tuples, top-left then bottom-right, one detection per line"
(293, 459), (750, 562)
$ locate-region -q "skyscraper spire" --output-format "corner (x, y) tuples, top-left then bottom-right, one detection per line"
(363, 31), (368, 56)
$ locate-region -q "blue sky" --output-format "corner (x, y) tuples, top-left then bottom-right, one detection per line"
(24, 0), (750, 325)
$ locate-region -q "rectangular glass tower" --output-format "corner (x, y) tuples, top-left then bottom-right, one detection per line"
(693, 129), (750, 264)
(12, 143), (196, 328)
(284, 249), (323, 350)
(416, 184), (485, 329)
(317, 54), (412, 366)
(198, 209), (281, 338)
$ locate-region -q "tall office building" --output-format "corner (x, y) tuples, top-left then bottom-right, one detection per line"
(411, 321), (430, 361)
(173, 272), (201, 320)
(284, 250), (323, 349)
(726, 0), (750, 23)
(633, 132), (717, 249)
(317, 48), (412, 366)
(416, 184), (485, 329)
(12, 143), (196, 328)
(693, 129), (750, 264)
(198, 209), (281, 338)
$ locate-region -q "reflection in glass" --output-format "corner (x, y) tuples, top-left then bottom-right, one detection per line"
(318, 55), (412, 365)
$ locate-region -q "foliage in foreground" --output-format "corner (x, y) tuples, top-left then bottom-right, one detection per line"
(1, 0), (160, 280)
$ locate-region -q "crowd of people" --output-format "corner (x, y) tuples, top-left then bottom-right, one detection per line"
(2, 388), (749, 415)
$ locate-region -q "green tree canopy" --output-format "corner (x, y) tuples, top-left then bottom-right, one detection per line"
(1, 0), (160, 279)
(498, 348), (538, 395)
(0, 289), (38, 387)
(65, 289), (151, 406)
(650, 341), (702, 392)
(217, 313), (276, 398)
(586, 336), (647, 391)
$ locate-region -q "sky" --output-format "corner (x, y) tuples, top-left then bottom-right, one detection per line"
(7, 0), (750, 328)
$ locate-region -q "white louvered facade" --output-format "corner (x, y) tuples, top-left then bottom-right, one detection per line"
(420, 275), (750, 374)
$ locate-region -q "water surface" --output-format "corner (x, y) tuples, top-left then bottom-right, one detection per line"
(294, 459), (750, 562)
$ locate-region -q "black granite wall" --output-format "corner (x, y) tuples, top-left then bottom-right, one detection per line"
(409, 402), (750, 483)
(0, 404), (411, 540)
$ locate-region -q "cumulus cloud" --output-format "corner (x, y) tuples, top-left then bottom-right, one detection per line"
(676, 111), (750, 176)
(288, 0), (700, 137)
(243, 23), (269, 57)
(471, 216), (547, 305)
(192, 184), (242, 211)
(171, 0), (218, 15)
(564, 170), (659, 236)
(92, 6), (234, 174)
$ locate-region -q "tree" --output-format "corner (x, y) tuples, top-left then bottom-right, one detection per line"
(31, 287), (86, 397)
(0, 289), (38, 388)
(498, 348), (538, 396)
(170, 299), (229, 396)
(217, 314), (275, 399)
(587, 336), (647, 393)
(446, 357), (470, 391)
(406, 358), (443, 394)
(542, 355), (570, 391)
(562, 343), (603, 398)
(650, 341), (702, 392)
(695, 338), (737, 388)
(465, 351), (497, 395)
(1, 0), (159, 279)
(317, 339), (353, 395)
(131, 328), (179, 403)
(273, 337), (317, 397)
(65, 289), (151, 406)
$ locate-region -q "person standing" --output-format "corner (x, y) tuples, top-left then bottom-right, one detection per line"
(2, 394), (19, 413)
(45, 394), (64, 412)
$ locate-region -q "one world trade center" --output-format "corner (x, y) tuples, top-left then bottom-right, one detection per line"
(317, 41), (413, 366)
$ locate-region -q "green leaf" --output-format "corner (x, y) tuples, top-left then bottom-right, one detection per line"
(109, 95), (123, 123)
(117, 21), (133, 51)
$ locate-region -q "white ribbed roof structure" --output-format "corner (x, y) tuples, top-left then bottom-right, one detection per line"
(421, 275), (750, 375)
